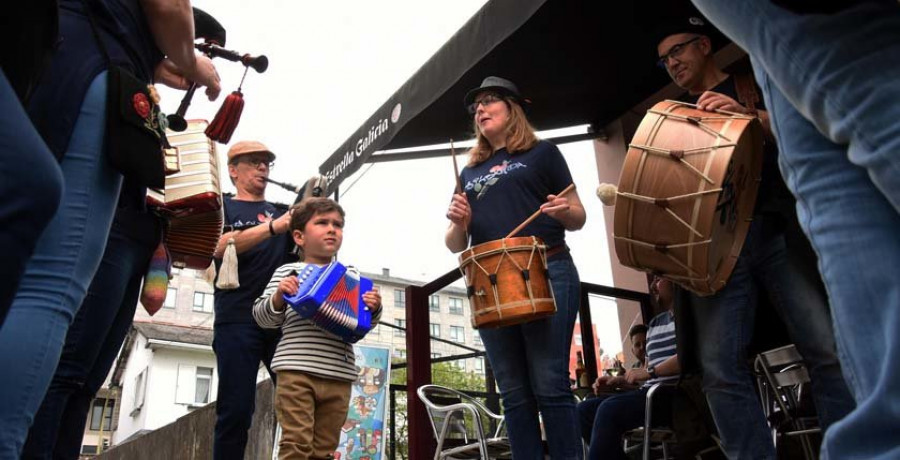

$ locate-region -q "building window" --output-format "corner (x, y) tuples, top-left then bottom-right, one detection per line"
(429, 295), (440, 312)
(393, 349), (407, 359)
(449, 297), (464, 315)
(394, 319), (406, 337)
(195, 367), (213, 404)
(176, 364), (216, 406)
(193, 292), (214, 313)
(163, 287), (177, 308)
(430, 323), (441, 337)
(475, 357), (485, 374)
(394, 289), (406, 308)
(452, 360), (467, 370)
(431, 352), (442, 359)
(474, 333), (483, 347)
(450, 326), (465, 343)
(89, 398), (115, 431)
(575, 334), (583, 346)
(81, 445), (98, 455)
(133, 368), (147, 412)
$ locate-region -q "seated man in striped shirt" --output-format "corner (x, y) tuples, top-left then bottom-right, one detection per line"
(253, 197), (382, 460)
(577, 277), (679, 460)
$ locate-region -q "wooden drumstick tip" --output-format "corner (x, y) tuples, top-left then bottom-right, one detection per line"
(596, 183), (618, 206)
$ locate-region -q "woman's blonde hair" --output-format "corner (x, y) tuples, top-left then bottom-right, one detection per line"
(467, 98), (539, 167)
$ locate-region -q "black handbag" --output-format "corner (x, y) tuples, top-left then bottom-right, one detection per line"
(82, 0), (168, 189)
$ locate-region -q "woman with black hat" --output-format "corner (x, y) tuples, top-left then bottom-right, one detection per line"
(445, 76), (587, 459)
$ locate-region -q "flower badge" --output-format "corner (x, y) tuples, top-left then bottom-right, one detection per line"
(133, 92), (151, 119)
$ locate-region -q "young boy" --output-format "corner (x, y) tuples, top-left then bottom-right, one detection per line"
(252, 197), (382, 460)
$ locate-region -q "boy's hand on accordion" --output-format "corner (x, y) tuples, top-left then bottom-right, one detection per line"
(363, 288), (382, 313)
(272, 276), (300, 311)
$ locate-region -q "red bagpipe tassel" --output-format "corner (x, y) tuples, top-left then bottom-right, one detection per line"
(205, 89), (244, 144)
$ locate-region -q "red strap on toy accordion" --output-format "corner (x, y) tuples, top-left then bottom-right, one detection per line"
(282, 262), (374, 343)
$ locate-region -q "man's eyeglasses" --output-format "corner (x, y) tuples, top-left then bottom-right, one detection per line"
(467, 93), (504, 115)
(235, 156), (275, 169)
(656, 36), (701, 69)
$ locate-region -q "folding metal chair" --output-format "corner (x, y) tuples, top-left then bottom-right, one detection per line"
(417, 384), (512, 459)
(754, 344), (821, 460)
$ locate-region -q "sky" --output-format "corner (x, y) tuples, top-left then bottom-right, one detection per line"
(158, 1), (628, 357)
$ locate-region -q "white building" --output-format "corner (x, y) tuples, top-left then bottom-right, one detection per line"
(112, 322), (219, 445)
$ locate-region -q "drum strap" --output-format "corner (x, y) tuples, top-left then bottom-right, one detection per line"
(733, 73), (759, 113)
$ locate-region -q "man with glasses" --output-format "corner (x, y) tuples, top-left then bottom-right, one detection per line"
(211, 140), (293, 460)
(654, 14), (854, 460)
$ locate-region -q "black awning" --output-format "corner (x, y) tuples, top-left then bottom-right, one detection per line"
(319, 0), (724, 195)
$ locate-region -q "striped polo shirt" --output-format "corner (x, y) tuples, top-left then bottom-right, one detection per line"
(642, 310), (678, 388)
(252, 262), (382, 382)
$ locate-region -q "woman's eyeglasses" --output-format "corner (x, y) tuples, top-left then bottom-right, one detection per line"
(656, 36), (701, 69)
(467, 93), (504, 114)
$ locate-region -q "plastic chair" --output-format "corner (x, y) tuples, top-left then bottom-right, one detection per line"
(754, 344), (821, 460)
(417, 384), (512, 459)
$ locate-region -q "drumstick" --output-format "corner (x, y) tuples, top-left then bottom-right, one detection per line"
(450, 139), (471, 246)
(505, 183), (576, 239)
(450, 139), (463, 194)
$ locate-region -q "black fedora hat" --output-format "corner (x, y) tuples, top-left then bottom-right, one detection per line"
(463, 76), (530, 108)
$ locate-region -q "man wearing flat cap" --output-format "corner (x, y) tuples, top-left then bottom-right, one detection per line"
(654, 13), (854, 460)
(212, 140), (293, 460)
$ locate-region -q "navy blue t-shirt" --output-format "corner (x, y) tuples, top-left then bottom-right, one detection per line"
(678, 75), (794, 220)
(459, 140), (573, 249)
(214, 196), (293, 325)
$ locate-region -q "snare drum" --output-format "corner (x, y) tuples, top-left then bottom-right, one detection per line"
(459, 236), (557, 329)
(613, 100), (763, 295)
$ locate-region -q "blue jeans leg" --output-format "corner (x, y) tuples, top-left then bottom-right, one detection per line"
(22, 218), (156, 459)
(479, 254), (583, 460)
(212, 322), (280, 460)
(577, 394), (614, 444)
(688, 1), (900, 211)
(0, 70), (63, 324)
(757, 77), (900, 460)
(0, 72), (122, 458)
(690, 225), (776, 460)
(752, 219), (854, 430)
(587, 388), (665, 460)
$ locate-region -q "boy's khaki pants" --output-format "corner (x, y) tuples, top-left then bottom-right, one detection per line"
(275, 370), (351, 460)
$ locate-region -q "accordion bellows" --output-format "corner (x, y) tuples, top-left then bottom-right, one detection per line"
(283, 262), (374, 343)
(148, 120), (224, 269)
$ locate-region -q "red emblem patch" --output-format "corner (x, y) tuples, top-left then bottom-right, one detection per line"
(133, 93), (151, 119)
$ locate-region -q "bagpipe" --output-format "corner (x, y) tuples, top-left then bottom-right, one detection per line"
(265, 175), (329, 259)
(152, 8), (270, 271)
(166, 8), (267, 142)
(283, 262), (374, 343)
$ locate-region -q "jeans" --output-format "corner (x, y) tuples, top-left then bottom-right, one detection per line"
(687, 2), (900, 458)
(0, 72), (122, 458)
(691, 216), (853, 459)
(479, 253), (583, 460)
(22, 214), (158, 459)
(576, 393), (615, 444)
(212, 322), (280, 460)
(0, 70), (63, 324)
(577, 387), (674, 460)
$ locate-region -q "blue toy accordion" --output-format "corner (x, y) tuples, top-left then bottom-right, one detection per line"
(282, 262), (374, 343)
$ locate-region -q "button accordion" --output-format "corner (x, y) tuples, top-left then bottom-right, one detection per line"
(283, 262), (374, 343)
(147, 119), (224, 269)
